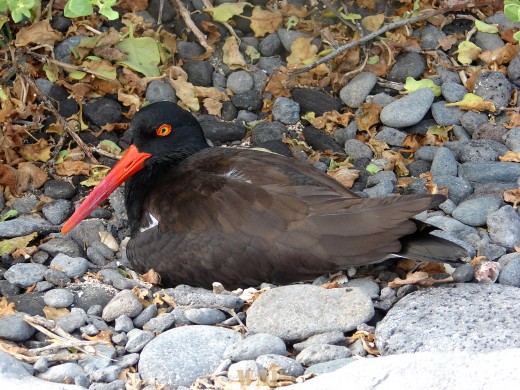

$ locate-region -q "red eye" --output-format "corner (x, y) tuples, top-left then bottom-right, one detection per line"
(156, 124), (172, 137)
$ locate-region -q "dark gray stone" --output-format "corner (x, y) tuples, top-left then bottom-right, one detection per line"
(380, 88), (434, 128)
(340, 72), (377, 108)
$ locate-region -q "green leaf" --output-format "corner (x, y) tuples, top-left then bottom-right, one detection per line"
(286, 15), (298, 30)
(93, 0), (118, 20)
(64, 0), (93, 18)
(0, 232), (37, 256)
(404, 77), (441, 96)
(205, 2), (252, 23)
(504, 0), (520, 22)
(474, 20), (498, 33)
(69, 70), (87, 80)
(318, 48), (335, 57)
(0, 0), (7, 13)
(116, 28), (160, 77)
(8, 0), (35, 22)
(367, 55), (379, 65)
(99, 139), (121, 154)
(244, 45), (260, 63)
(366, 163), (381, 175)
(0, 209), (18, 222)
(341, 13), (361, 22)
(456, 41), (481, 65)
(514, 30), (520, 42)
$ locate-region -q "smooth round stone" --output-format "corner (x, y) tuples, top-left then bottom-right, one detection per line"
(227, 70), (254, 94)
(374, 127), (407, 147)
(223, 333), (286, 361)
(431, 101), (464, 125)
(452, 263), (475, 283)
(36, 362), (87, 384)
(387, 52), (426, 82)
(498, 255), (520, 287)
(459, 162), (520, 184)
(431, 176), (473, 205)
(430, 146), (458, 177)
(49, 254), (89, 278)
(345, 278), (380, 299)
(4, 263), (47, 288)
(460, 140), (508, 163)
(487, 206), (520, 248)
(380, 88), (434, 128)
(227, 360), (261, 380)
(441, 81), (467, 102)
(504, 127), (520, 152)
(256, 354), (304, 377)
(344, 139), (373, 159)
(304, 357), (356, 376)
(452, 197), (501, 226)
(0, 312), (37, 341)
(375, 284), (520, 355)
(251, 121), (287, 144)
(246, 285), (374, 342)
(272, 97), (300, 125)
(43, 288), (74, 308)
(146, 80), (177, 103)
(340, 72), (377, 108)
(296, 344), (352, 366)
(125, 329), (155, 353)
(293, 331), (346, 352)
(184, 308), (226, 325)
(133, 304), (158, 328)
(460, 111), (488, 135)
(139, 325), (242, 388)
(102, 290), (143, 322)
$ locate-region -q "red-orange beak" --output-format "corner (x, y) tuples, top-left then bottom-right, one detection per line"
(61, 145), (152, 234)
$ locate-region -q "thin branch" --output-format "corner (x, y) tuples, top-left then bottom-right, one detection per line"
(17, 63), (99, 164)
(290, 1), (494, 76)
(170, 0), (214, 53)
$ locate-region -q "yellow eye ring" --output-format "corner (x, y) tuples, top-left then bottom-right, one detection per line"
(156, 124), (172, 137)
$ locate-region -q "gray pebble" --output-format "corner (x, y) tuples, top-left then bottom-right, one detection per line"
(56, 307), (88, 333)
(293, 331), (346, 352)
(4, 263), (47, 288)
(102, 290), (143, 322)
(415, 146), (439, 161)
(133, 304), (158, 328)
(296, 344), (352, 366)
(340, 72), (377, 108)
(431, 101), (464, 125)
(163, 285), (244, 311)
(259, 32), (282, 56)
(487, 206), (520, 248)
(43, 288), (74, 308)
(344, 139), (373, 159)
(374, 126), (407, 147)
(460, 162), (520, 184)
(505, 127), (520, 152)
(452, 264), (475, 283)
(227, 70), (254, 94)
(125, 329), (155, 353)
(50, 253), (89, 278)
(272, 97), (300, 124)
(143, 313), (176, 333)
(430, 147), (458, 176)
(345, 278), (380, 299)
(380, 88), (434, 128)
(0, 216), (58, 238)
(145, 80), (177, 103)
(474, 31), (505, 51)
(473, 71), (513, 110)
(184, 308), (226, 325)
(37, 362), (87, 385)
(256, 354), (304, 377)
(223, 333), (286, 361)
(452, 197), (501, 226)
(432, 176), (473, 205)
(0, 312), (36, 341)
(42, 199), (72, 225)
(460, 111), (488, 135)
(115, 315), (134, 333)
(441, 81), (467, 102)
(387, 52), (426, 83)
(304, 358), (355, 375)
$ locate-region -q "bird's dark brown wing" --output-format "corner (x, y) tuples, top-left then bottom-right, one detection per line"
(126, 148), (441, 289)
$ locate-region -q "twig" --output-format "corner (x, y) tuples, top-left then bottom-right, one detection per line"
(91, 146), (121, 160)
(290, 1), (494, 76)
(321, 0), (357, 30)
(17, 64), (99, 164)
(170, 0), (214, 53)
(29, 340), (108, 354)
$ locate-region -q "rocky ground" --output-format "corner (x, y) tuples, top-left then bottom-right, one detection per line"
(1, 0), (520, 389)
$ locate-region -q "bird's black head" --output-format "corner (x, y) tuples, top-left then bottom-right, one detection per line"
(129, 101), (210, 166)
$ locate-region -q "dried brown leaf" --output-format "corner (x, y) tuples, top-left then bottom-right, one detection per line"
(55, 161), (91, 176)
(43, 306), (69, 321)
(0, 297), (17, 318)
(15, 20), (62, 47)
(249, 7), (283, 38)
(504, 188), (520, 208)
(327, 166), (360, 188)
(141, 269), (161, 285)
(19, 139), (52, 163)
(499, 151), (520, 162)
(223, 36), (247, 70)
(287, 37), (318, 67)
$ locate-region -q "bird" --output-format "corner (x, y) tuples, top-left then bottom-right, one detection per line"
(62, 101), (468, 289)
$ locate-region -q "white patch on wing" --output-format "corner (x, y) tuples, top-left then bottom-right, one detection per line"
(140, 213), (159, 233)
(223, 167), (252, 183)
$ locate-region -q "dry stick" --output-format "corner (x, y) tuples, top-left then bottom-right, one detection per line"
(170, 0), (214, 53)
(290, 1), (492, 76)
(18, 66), (99, 164)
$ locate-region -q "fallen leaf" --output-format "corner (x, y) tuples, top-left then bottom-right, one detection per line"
(141, 269), (161, 285)
(355, 101), (382, 132)
(474, 20), (498, 34)
(388, 271), (453, 288)
(55, 161), (91, 176)
(203, 98), (223, 116)
(170, 78), (199, 111)
(404, 77), (441, 96)
(362, 14), (385, 32)
(504, 188), (520, 208)
(287, 37), (318, 67)
(222, 36), (247, 70)
(43, 306), (69, 321)
(0, 297), (17, 318)
(249, 6), (283, 37)
(17, 162), (48, 189)
(15, 20), (62, 47)
(83, 329), (113, 346)
(19, 139), (52, 162)
(0, 233), (38, 256)
(437, 35), (458, 51)
(445, 93), (496, 112)
(456, 41), (482, 65)
(327, 165), (360, 188)
(479, 43), (518, 65)
(499, 151), (520, 162)
(0, 164), (19, 195)
(204, 2), (252, 23)
(116, 28), (161, 77)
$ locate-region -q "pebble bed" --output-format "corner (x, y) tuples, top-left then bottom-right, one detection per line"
(1, 1), (520, 389)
